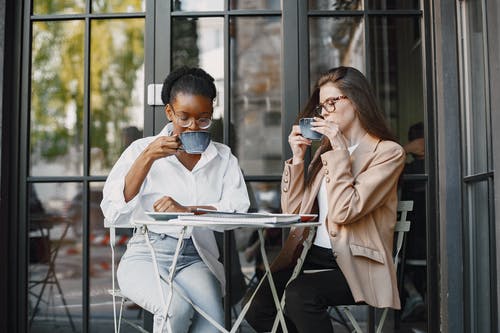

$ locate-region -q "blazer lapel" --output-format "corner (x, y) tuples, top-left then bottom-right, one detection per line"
(300, 172), (322, 213)
(297, 146), (324, 213)
(350, 133), (380, 177)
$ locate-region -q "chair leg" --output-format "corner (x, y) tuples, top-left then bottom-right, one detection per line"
(376, 308), (389, 333)
(329, 306), (351, 332)
(118, 296), (125, 333)
(342, 306), (364, 333)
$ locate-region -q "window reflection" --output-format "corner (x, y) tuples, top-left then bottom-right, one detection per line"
(230, 16), (282, 176)
(33, 0), (85, 15)
(30, 21), (85, 177)
(460, 1), (493, 331)
(309, 0), (362, 11)
(92, 0), (145, 13)
(28, 182), (83, 332)
(309, 17), (364, 89)
(461, 0), (488, 174)
(230, 0), (281, 10)
(367, 0), (419, 10)
(90, 19), (145, 176)
(468, 181), (492, 333)
(172, 0), (224, 11)
(368, 16), (423, 141)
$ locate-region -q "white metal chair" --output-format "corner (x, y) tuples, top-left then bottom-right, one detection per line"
(341, 200), (414, 333)
(107, 223), (149, 333)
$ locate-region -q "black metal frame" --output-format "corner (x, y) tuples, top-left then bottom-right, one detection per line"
(1, 0), (24, 332)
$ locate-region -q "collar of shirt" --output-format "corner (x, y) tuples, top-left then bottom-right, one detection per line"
(348, 143), (359, 154)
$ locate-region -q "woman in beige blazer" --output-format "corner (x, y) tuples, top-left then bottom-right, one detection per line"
(246, 66), (406, 333)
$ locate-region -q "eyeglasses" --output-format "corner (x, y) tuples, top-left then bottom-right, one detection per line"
(314, 95), (349, 115)
(169, 105), (213, 129)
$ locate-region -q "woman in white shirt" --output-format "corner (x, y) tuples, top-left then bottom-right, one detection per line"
(101, 67), (250, 333)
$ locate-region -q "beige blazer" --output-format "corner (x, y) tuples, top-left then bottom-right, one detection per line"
(274, 133), (405, 309)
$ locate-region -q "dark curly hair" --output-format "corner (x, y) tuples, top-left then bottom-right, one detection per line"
(161, 66), (217, 105)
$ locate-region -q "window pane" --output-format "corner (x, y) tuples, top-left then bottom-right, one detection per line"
(231, 0), (281, 10)
(466, 181), (492, 333)
(462, 0), (489, 175)
(367, 0), (419, 10)
(309, 16), (364, 89)
(33, 0), (85, 15)
(30, 21), (85, 177)
(230, 16), (282, 176)
(368, 16), (424, 143)
(28, 182), (83, 332)
(172, 0), (224, 11)
(90, 19), (145, 176)
(171, 17), (225, 140)
(92, 0), (145, 13)
(309, 0), (362, 10)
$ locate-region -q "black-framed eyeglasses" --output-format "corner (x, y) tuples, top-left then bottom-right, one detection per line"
(314, 95), (349, 115)
(169, 105), (213, 129)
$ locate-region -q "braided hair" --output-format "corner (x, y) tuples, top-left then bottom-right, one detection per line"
(161, 66), (217, 105)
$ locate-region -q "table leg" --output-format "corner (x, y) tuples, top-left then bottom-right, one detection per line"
(223, 230), (232, 330)
(258, 229), (288, 333)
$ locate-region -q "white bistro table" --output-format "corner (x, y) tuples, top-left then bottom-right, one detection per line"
(132, 215), (320, 333)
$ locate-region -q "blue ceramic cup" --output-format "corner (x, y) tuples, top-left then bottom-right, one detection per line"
(179, 131), (211, 154)
(299, 118), (323, 140)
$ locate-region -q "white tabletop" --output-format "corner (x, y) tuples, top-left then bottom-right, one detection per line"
(133, 219), (320, 229)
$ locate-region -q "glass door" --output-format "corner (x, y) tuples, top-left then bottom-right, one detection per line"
(458, 0), (496, 332)
(24, 0), (147, 331)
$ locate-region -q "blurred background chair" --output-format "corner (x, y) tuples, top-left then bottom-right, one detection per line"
(28, 213), (76, 332)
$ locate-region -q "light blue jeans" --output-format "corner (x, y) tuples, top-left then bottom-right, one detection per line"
(117, 229), (223, 333)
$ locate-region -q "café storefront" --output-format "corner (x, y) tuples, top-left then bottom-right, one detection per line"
(0, 0), (499, 332)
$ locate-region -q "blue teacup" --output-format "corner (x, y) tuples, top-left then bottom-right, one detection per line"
(299, 118), (323, 140)
(179, 131), (211, 154)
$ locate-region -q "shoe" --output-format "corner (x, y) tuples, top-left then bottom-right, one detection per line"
(401, 294), (425, 322)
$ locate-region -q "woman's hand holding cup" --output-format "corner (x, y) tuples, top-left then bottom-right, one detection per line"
(288, 125), (311, 164)
(310, 117), (347, 150)
(144, 135), (181, 161)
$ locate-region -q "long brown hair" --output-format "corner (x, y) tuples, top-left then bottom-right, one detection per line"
(301, 66), (396, 187)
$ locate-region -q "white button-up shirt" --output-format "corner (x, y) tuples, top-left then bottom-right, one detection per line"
(101, 123), (251, 237)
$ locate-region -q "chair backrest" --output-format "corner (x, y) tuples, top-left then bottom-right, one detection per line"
(393, 200), (414, 269)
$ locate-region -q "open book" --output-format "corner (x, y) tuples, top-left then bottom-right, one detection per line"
(177, 209), (317, 225)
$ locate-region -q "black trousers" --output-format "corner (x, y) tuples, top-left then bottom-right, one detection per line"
(245, 245), (357, 333)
